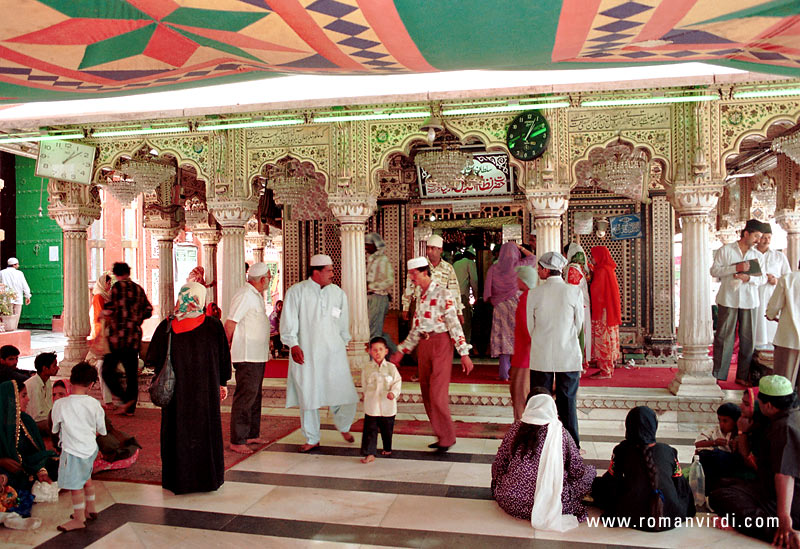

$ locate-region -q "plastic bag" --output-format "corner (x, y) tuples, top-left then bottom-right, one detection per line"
(688, 455), (705, 508)
(0, 512), (42, 530)
(148, 320), (175, 407)
(31, 481), (59, 503)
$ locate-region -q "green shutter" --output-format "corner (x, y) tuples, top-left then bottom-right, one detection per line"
(14, 156), (64, 328)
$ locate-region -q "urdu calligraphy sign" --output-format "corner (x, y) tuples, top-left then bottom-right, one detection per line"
(609, 213), (643, 240)
(417, 152), (512, 198)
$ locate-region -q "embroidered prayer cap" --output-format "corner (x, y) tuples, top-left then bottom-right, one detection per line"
(427, 234), (444, 248)
(365, 232), (386, 249)
(538, 251), (568, 271)
(760, 222), (772, 234)
(407, 256), (429, 270)
(744, 218), (764, 234)
(248, 262), (270, 278)
(310, 254), (333, 267)
(759, 375), (794, 397)
(7, 257), (18, 266)
(515, 265), (538, 289)
(466, 245), (476, 256)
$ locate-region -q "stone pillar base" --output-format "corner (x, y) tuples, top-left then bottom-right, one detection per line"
(668, 356), (724, 397)
(347, 343), (369, 386)
(60, 338), (89, 374)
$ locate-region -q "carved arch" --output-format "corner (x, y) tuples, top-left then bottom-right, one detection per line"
(571, 136), (670, 193)
(722, 113), (800, 167)
(252, 155), (330, 221)
(92, 137), (210, 184)
(247, 148), (327, 186)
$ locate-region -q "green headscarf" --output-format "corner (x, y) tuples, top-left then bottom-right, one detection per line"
(0, 381), (54, 476)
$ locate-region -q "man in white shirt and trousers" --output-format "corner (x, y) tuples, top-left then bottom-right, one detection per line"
(710, 219), (767, 384)
(753, 222), (791, 350)
(281, 254), (358, 453)
(0, 257), (31, 318)
(225, 262), (272, 454)
(527, 251), (584, 448)
(766, 262), (800, 389)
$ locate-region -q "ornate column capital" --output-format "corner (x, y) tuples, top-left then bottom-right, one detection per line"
(47, 180), (101, 231)
(328, 191), (377, 224)
(148, 226), (182, 241)
(668, 184), (722, 216)
(184, 196), (214, 230)
(207, 198), (258, 228)
(776, 211), (800, 233)
(525, 188), (570, 218)
(195, 229), (221, 246)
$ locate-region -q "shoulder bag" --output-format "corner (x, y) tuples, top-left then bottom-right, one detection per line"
(148, 318), (175, 407)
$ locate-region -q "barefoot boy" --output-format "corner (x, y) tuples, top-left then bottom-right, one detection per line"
(360, 337), (401, 464)
(52, 362), (106, 531)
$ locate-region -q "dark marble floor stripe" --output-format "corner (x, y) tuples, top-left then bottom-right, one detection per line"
(266, 442), (496, 463)
(36, 502), (648, 549)
(225, 469), (493, 499)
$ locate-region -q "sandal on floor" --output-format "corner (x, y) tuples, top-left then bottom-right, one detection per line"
(380, 450), (392, 456)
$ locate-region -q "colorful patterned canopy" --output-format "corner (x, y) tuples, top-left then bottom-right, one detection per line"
(1, 0), (798, 104)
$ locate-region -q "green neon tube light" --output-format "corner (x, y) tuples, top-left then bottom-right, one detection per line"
(442, 101), (570, 115)
(92, 126), (190, 137)
(0, 132), (84, 144)
(198, 118), (304, 131)
(581, 95), (718, 107)
(312, 111), (430, 123)
(733, 88), (800, 99)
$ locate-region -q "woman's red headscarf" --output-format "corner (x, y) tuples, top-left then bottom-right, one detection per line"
(590, 246), (621, 327)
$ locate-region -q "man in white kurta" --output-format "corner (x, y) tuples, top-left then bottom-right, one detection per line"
(754, 224), (791, 350)
(0, 257), (31, 317)
(281, 254), (358, 452)
(527, 252), (584, 448)
(766, 270), (800, 389)
(710, 219), (766, 383)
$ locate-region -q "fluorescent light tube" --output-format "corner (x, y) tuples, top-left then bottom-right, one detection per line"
(581, 95), (717, 107)
(442, 101), (570, 115)
(92, 126), (189, 137)
(198, 118), (304, 131)
(0, 132), (84, 144)
(312, 111), (430, 123)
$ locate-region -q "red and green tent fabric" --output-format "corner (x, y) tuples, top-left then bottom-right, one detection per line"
(0, 0), (798, 103)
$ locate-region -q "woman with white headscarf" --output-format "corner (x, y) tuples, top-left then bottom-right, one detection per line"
(491, 391), (595, 531)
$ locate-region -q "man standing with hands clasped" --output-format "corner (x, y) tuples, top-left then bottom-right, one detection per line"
(711, 218), (766, 384)
(281, 254), (359, 453)
(391, 257), (473, 453)
(225, 262), (271, 454)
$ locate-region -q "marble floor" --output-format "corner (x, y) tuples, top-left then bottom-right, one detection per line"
(0, 406), (770, 549)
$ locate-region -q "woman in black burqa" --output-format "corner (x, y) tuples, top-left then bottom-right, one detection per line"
(592, 406), (695, 531)
(146, 282), (231, 495)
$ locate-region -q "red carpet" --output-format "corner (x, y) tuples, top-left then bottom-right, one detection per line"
(350, 418), (510, 439)
(93, 408), (299, 485)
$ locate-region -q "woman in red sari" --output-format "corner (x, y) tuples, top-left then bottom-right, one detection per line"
(589, 246), (621, 379)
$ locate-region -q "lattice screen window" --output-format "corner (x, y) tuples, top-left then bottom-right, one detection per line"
(323, 221), (343, 288)
(566, 200), (641, 330)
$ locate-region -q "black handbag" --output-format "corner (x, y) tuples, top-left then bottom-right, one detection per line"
(148, 318), (175, 407)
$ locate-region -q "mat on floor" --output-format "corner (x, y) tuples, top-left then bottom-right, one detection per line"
(93, 408), (299, 485)
(348, 418), (510, 439)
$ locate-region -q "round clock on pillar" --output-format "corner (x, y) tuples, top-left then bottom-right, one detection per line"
(36, 140), (96, 185)
(506, 110), (550, 161)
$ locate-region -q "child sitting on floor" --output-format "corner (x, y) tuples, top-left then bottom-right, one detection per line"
(51, 362), (106, 532)
(694, 402), (744, 494)
(360, 337), (402, 464)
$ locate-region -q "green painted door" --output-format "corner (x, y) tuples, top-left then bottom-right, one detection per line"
(14, 157), (63, 328)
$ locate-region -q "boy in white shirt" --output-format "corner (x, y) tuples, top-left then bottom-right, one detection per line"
(695, 402), (741, 453)
(360, 337), (401, 464)
(52, 362), (107, 532)
(24, 352), (59, 435)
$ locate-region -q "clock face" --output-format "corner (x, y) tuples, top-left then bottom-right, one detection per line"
(36, 140), (96, 185)
(506, 110), (550, 161)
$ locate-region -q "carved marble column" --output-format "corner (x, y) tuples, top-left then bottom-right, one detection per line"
(208, 199), (258, 318)
(524, 155), (569, 256)
(777, 212), (800, 271)
(329, 195), (376, 375)
(245, 216), (269, 263)
(47, 180), (101, 373)
(195, 228), (221, 304)
(668, 185), (724, 397)
(143, 204), (184, 321)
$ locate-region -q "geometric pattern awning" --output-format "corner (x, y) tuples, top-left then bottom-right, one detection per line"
(1, 0), (799, 104)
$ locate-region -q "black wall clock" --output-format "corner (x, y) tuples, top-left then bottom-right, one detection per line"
(506, 110), (550, 161)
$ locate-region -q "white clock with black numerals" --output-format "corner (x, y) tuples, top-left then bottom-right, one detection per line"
(36, 140), (96, 185)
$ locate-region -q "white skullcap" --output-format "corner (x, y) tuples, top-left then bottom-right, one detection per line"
(515, 265), (538, 289)
(7, 257), (17, 266)
(407, 256), (429, 270)
(427, 234), (444, 248)
(310, 254), (333, 267)
(248, 262), (270, 278)
(538, 251), (568, 271)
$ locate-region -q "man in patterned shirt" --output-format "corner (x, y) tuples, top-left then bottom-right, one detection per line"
(102, 262), (153, 416)
(390, 256), (473, 453)
(401, 234), (463, 324)
(366, 232), (396, 353)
